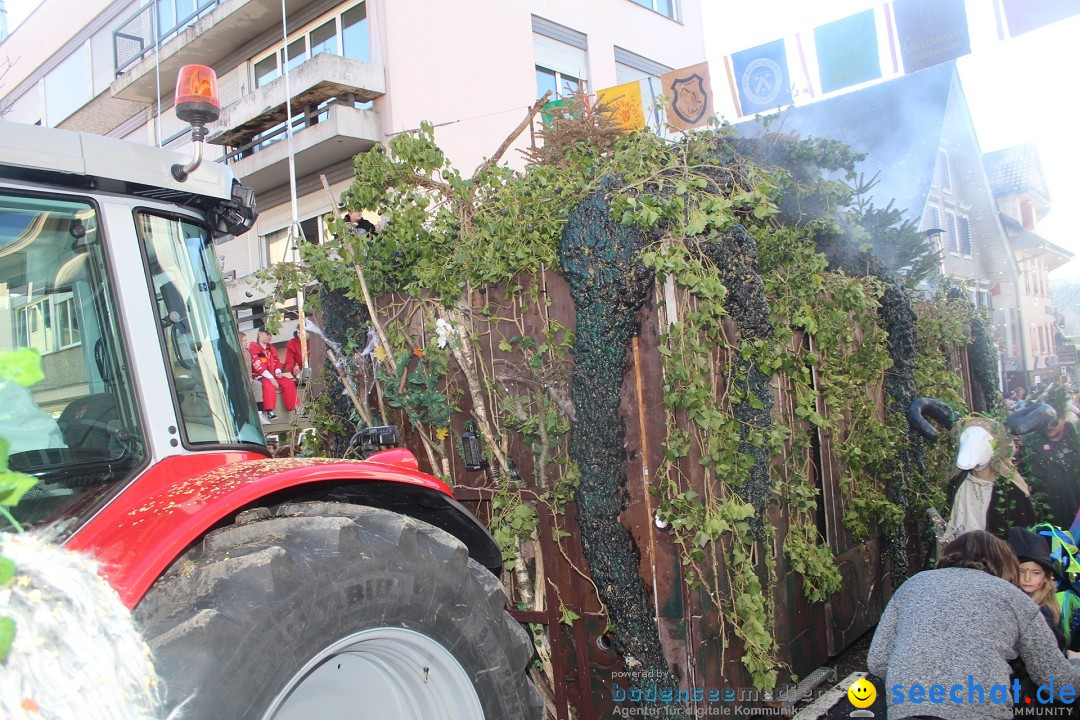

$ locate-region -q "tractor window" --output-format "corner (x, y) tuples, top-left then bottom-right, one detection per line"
(137, 212), (262, 446)
(0, 191), (147, 528)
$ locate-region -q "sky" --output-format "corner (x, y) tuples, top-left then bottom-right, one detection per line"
(702, 0), (1080, 279)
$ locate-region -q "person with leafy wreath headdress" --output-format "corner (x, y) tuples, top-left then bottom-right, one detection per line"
(1019, 386), (1080, 530)
(944, 415), (1036, 539)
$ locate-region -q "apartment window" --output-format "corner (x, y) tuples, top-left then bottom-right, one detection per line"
(342, 3), (369, 60)
(299, 217), (323, 246)
(944, 211), (959, 254)
(628, 0), (678, 21)
(535, 68), (581, 100)
(253, 2), (369, 89)
(254, 55), (280, 88)
(285, 37), (308, 74)
(55, 296), (81, 349)
(263, 220), (323, 267)
(14, 300), (51, 354)
(533, 17), (588, 101)
(310, 19), (338, 57)
(957, 214), (972, 256)
(264, 228), (292, 267)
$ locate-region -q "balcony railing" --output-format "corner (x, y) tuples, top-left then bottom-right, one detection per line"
(223, 97), (360, 163)
(220, 98), (379, 193)
(113, 0), (221, 75)
(210, 52), (383, 147)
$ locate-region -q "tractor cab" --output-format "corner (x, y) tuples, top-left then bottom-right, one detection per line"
(0, 121), (262, 531)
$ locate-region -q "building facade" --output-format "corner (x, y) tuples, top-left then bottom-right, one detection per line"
(0, 0), (705, 341)
(983, 144), (1073, 389)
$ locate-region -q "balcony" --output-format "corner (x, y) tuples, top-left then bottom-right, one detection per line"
(111, 0), (321, 103)
(224, 103), (379, 194)
(209, 53), (383, 146)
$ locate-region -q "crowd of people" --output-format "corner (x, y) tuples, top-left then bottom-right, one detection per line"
(870, 383), (1080, 718)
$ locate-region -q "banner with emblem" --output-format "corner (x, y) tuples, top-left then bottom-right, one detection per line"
(730, 39), (793, 116)
(814, 10), (882, 94)
(660, 62), (714, 131)
(1001, 0), (1080, 37)
(596, 81), (646, 130)
(893, 0), (970, 73)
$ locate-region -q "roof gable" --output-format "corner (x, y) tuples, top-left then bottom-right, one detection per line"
(739, 63), (957, 220)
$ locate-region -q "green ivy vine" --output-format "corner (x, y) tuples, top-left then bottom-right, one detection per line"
(0, 348), (47, 661)
(261, 106), (977, 695)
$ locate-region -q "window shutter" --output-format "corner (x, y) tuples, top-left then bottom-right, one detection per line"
(614, 47), (670, 78)
(533, 33), (588, 81)
(616, 64), (649, 85)
(255, 180), (352, 236)
(217, 66), (243, 108)
(945, 211), (958, 253)
(958, 215), (972, 256)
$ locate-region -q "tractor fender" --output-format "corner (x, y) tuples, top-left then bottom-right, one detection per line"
(65, 449), (501, 608)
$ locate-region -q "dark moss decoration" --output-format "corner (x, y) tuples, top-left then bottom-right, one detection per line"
(560, 180), (685, 712)
(699, 225), (774, 536)
(321, 288), (370, 454)
(969, 312), (1001, 412)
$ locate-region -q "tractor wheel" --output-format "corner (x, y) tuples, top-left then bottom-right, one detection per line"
(134, 501), (542, 720)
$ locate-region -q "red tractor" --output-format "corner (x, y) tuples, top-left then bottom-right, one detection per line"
(0, 67), (539, 720)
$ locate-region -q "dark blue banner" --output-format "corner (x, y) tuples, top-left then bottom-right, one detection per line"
(731, 39), (793, 115)
(815, 10), (882, 94)
(1002, 0), (1080, 37)
(893, 0), (970, 73)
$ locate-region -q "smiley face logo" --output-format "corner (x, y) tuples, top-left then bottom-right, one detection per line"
(848, 677), (876, 708)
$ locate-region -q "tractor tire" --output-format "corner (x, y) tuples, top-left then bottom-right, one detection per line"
(134, 501), (543, 720)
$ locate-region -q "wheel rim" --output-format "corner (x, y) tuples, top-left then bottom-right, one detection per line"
(262, 627), (485, 720)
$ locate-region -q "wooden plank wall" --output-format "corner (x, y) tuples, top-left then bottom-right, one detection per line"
(372, 274), (976, 717)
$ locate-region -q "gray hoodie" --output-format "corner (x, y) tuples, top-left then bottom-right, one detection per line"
(868, 567), (1080, 719)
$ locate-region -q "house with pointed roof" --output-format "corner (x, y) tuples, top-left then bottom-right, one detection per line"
(984, 144), (1073, 387)
(741, 61), (1063, 392)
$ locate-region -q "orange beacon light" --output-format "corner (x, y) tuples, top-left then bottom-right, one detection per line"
(175, 64), (221, 126)
(172, 65), (221, 181)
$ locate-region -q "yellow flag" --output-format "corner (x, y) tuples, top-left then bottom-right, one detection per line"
(661, 62), (714, 131)
(596, 81), (646, 130)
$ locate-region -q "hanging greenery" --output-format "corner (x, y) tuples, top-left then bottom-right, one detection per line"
(261, 97), (988, 701)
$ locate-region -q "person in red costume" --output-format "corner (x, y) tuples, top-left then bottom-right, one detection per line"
(249, 329), (297, 421)
(284, 330), (306, 379)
